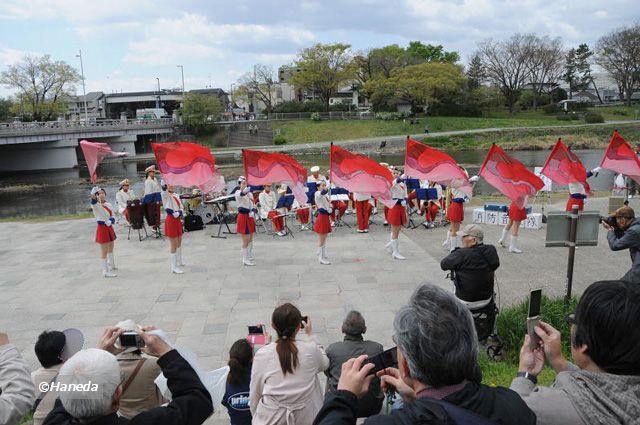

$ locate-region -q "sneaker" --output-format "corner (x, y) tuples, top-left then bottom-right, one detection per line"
(363, 229), (369, 233)
(508, 246), (523, 254)
(243, 259), (256, 266)
(103, 271), (117, 278)
(422, 222), (430, 228)
(392, 252), (406, 260)
(357, 229), (365, 233)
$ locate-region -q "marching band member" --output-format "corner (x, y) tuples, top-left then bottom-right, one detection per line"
(235, 176), (257, 266)
(422, 182), (442, 228)
(353, 192), (372, 233)
(307, 166), (327, 184)
(142, 165), (162, 231)
(443, 170), (478, 252)
(161, 180), (185, 273)
(384, 167), (408, 260)
(293, 198), (311, 230)
(115, 179), (135, 223)
(329, 181), (347, 223)
(566, 167), (601, 212)
(90, 186), (117, 278)
(259, 184), (285, 236)
(314, 180), (332, 265)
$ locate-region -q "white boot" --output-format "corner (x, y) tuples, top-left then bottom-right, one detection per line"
(509, 235), (522, 254)
(498, 228), (508, 247)
(107, 253), (117, 270)
(171, 253), (184, 274)
(442, 231), (451, 250)
(248, 242), (255, 261)
(391, 239), (406, 260)
(177, 247), (185, 266)
(242, 248), (255, 266)
(449, 235), (459, 252)
(102, 259), (117, 278)
(385, 235), (393, 253)
(319, 245), (331, 265)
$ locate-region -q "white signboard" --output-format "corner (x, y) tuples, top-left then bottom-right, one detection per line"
(535, 167), (553, 192)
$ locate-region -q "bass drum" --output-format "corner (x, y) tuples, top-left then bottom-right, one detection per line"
(194, 204), (216, 224)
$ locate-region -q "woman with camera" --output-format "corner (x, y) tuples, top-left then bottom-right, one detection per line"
(90, 186), (117, 278)
(250, 303), (329, 424)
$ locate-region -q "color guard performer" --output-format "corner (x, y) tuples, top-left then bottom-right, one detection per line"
(384, 167), (408, 260)
(235, 176), (257, 266)
(314, 180), (332, 265)
(161, 180), (185, 273)
(353, 192), (372, 233)
(142, 165), (162, 231)
(566, 167), (600, 212)
(115, 179), (135, 223)
(259, 184), (285, 236)
(497, 202), (527, 254)
(443, 171), (479, 252)
(90, 186), (117, 278)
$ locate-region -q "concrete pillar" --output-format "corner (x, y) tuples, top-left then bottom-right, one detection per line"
(0, 139), (79, 172)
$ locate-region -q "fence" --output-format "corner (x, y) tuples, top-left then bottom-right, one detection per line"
(0, 118), (176, 136)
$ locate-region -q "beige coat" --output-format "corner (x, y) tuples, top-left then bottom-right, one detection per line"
(31, 363), (63, 425)
(250, 335), (329, 425)
(116, 351), (165, 419)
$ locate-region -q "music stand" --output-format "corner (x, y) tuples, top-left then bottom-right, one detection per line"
(331, 188), (351, 228)
(209, 195), (236, 239)
(412, 188), (440, 229)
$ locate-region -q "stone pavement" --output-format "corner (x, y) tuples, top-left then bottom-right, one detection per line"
(0, 197), (635, 423)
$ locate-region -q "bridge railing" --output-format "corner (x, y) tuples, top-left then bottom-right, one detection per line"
(0, 118), (176, 136)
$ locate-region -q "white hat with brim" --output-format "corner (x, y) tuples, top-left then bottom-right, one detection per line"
(60, 328), (85, 362)
(310, 166), (320, 173)
(90, 186), (102, 196)
(145, 165), (156, 173)
(238, 175), (246, 182)
(119, 179), (130, 186)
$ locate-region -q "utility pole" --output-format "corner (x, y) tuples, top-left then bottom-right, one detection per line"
(156, 77), (161, 109)
(76, 49), (88, 122)
(177, 65), (185, 97)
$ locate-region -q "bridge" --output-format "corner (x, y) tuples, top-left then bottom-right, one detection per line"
(0, 119), (176, 172)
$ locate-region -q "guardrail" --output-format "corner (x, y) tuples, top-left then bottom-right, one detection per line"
(0, 118), (176, 136)
(265, 111), (375, 121)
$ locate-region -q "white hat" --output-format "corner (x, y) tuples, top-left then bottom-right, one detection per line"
(379, 162), (389, 168)
(310, 166), (320, 173)
(90, 186), (102, 196)
(60, 328), (85, 361)
(119, 179), (130, 186)
(145, 165), (156, 173)
(238, 175), (246, 182)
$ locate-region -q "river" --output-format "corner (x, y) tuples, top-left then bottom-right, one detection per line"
(0, 148), (614, 218)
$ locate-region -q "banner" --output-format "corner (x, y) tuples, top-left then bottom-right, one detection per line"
(329, 144), (394, 207)
(242, 149), (308, 205)
(79, 140), (128, 183)
(540, 138), (589, 193)
(152, 141), (225, 193)
(404, 138), (472, 195)
(600, 130), (640, 185)
(479, 144), (544, 208)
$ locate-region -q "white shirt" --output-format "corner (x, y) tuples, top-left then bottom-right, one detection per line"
(235, 187), (255, 211)
(451, 187), (470, 201)
(353, 192), (372, 202)
(314, 190), (332, 212)
(161, 190), (183, 214)
(144, 177), (162, 195)
(390, 179), (407, 200)
(568, 182), (586, 196)
(116, 189), (135, 214)
(91, 201), (115, 223)
(258, 190), (278, 219)
(307, 174), (327, 184)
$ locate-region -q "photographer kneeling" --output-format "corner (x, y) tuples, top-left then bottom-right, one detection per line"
(602, 206), (640, 283)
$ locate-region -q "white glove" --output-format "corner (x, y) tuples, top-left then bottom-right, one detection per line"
(469, 175), (480, 183)
(105, 220), (112, 227)
(172, 211), (180, 218)
(160, 179), (166, 187)
(592, 167), (602, 173)
(400, 174), (407, 180)
(91, 186), (101, 196)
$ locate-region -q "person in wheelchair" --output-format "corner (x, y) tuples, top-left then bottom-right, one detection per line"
(440, 224), (500, 344)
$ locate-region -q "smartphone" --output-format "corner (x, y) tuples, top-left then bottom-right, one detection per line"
(526, 289), (542, 349)
(119, 332), (144, 348)
(364, 347), (398, 376)
(248, 325), (265, 335)
(300, 316), (309, 329)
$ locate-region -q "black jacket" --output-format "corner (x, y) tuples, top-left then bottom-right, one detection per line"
(440, 244), (500, 302)
(43, 350), (213, 425)
(607, 217), (640, 283)
(313, 382), (536, 425)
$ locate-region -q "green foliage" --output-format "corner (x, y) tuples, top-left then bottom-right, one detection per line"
(583, 111), (605, 123)
(543, 103), (561, 114)
(478, 352), (557, 388)
(497, 295), (578, 364)
(272, 100), (350, 113)
(374, 112), (407, 120)
(0, 97), (12, 122)
(181, 92), (223, 134)
(310, 112), (321, 121)
(273, 134), (287, 145)
(556, 113), (581, 121)
(612, 109), (629, 116)
(406, 41), (460, 63)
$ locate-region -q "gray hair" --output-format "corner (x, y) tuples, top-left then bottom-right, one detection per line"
(342, 310), (366, 336)
(394, 284), (480, 387)
(58, 349), (122, 419)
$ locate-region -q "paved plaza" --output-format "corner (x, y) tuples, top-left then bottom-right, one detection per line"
(0, 196), (636, 422)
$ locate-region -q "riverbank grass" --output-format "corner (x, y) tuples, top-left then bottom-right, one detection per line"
(0, 212), (92, 223)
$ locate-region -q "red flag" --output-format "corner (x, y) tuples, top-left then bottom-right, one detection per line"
(540, 139), (590, 194)
(404, 138), (472, 195)
(329, 145), (394, 207)
(79, 140), (128, 183)
(152, 141), (225, 193)
(242, 149), (308, 205)
(479, 144), (544, 208)
(600, 131), (640, 185)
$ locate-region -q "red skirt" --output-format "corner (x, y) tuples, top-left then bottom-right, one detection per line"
(508, 204), (527, 221)
(165, 214), (183, 238)
(236, 212), (256, 235)
(446, 201), (464, 223)
(387, 204), (407, 226)
(95, 224), (116, 244)
(566, 197), (585, 212)
(314, 213), (332, 234)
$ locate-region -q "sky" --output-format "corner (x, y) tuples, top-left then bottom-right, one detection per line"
(0, 0), (638, 97)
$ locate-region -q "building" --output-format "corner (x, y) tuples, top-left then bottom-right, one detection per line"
(67, 92), (106, 120)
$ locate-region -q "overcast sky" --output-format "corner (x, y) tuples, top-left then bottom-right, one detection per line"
(0, 0), (638, 97)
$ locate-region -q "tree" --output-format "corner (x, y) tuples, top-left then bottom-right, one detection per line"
(525, 35), (564, 110)
(290, 43), (356, 110)
(406, 41), (460, 64)
(476, 34), (532, 114)
(596, 25), (640, 105)
(181, 92), (223, 133)
(0, 97), (13, 122)
(0, 55), (80, 121)
(237, 64), (277, 113)
(368, 44), (408, 78)
(466, 53), (485, 90)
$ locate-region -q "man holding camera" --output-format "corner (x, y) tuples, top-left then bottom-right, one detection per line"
(603, 206), (640, 283)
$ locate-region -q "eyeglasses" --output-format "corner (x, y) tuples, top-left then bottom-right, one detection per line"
(564, 313), (576, 326)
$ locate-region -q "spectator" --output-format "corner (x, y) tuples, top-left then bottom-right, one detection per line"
(513, 280), (640, 424)
(313, 284), (535, 425)
(113, 320), (165, 418)
(31, 329), (84, 425)
(222, 339), (253, 425)
(440, 224), (500, 341)
(250, 303), (329, 424)
(0, 332), (35, 425)
(602, 206), (640, 283)
(324, 311), (384, 418)
(43, 326), (213, 425)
